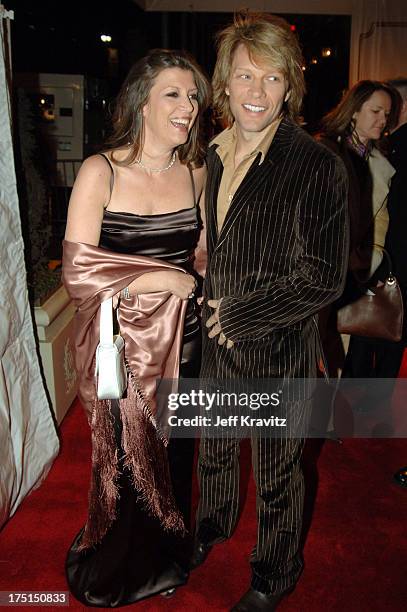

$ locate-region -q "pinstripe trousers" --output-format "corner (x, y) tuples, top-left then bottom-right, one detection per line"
(196, 410), (307, 595)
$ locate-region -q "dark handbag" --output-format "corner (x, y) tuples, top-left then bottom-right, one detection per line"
(337, 250), (403, 341)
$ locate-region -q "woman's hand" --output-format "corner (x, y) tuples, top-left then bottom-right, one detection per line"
(127, 270), (196, 300)
(164, 271), (197, 300)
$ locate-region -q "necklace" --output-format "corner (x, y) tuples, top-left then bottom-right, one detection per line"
(136, 151), (177, 173)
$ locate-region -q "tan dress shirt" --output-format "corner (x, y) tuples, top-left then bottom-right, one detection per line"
(213, 117), (282, 232)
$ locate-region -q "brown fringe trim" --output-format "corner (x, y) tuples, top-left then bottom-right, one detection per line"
(77, 369), (184, 551)
(120, 376), (185, 535)
(126, 361), (168, 445)
(77, 398), (119, 551)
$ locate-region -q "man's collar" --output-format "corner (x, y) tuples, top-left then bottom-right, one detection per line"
(212, 116), (283, 165)
(211, 124), (236, 163)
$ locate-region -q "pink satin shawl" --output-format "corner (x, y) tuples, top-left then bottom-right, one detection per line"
(62, 240), (190, 548)
(62, 239), (187, 428)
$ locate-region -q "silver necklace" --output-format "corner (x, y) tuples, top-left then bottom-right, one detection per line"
(136, 151), (177, 173)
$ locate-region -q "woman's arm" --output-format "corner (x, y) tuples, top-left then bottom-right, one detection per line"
(193, 164), (207, 278)
(65, 155), (112, 245)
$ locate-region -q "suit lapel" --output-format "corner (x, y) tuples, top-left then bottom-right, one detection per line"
(215, 118), (294, 250)
(205, 149), (223, 256)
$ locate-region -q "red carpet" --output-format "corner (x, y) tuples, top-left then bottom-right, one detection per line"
(1, 382), (407, 610)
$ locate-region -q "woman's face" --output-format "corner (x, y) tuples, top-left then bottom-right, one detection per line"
(142, 67), (199, 151)
(353, 90), (392, 144)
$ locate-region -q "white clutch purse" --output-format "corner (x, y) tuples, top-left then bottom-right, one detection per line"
(95, 297), (127, 400)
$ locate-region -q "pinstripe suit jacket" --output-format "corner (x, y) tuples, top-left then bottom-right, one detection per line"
(201, 117), (349, 380)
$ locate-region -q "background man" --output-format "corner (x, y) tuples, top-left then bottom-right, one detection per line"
(377, 78), (407, 385)
(192, 12), (349, 611)
(382, 78), (407, 487)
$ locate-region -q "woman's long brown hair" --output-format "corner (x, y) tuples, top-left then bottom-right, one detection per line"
(104, 49), (211, 168)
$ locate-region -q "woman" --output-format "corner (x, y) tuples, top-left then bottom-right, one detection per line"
(62, 49), (210, 606)
(316, 80), (400, 412)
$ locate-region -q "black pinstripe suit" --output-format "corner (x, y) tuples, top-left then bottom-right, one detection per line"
(196, 117), (349, 594)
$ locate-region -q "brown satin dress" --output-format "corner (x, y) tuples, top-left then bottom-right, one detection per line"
(65, 205), (202, 607)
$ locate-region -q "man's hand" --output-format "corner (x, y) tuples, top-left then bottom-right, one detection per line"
(206, 299), (234, 349)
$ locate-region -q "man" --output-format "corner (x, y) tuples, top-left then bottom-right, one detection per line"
(375, 78), (407, 386)
(192, 12), (349, 611)
(380, 78), (407, 487)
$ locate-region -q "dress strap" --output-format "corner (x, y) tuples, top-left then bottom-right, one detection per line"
(188, 164), (197, 208)
(98, 153), (114, 208)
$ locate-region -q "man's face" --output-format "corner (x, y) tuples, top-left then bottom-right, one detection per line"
(226, 43), (289, 138)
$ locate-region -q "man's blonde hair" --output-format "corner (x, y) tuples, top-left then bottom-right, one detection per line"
(213, 11), (305, 126)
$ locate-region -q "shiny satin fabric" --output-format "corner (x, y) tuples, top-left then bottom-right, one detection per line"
(62, 240), (190, 549)
(65, 402), (190, 608)
(62, 195), (205, 609)
(100, 207), (202, 337)
(63, 240), (202, 603)
(100, 207), (201, 263)
(65, 337), (201, 607)
(62, 239), (188, 427)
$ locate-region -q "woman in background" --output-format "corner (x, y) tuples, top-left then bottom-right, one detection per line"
(62, 49), (210, 606)
(317, 81), (400, 410)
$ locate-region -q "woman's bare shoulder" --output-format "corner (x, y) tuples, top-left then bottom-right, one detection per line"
(78, 153), (113, 177)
